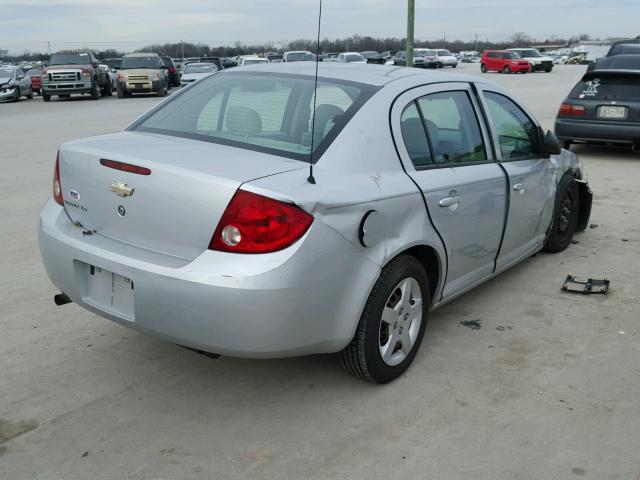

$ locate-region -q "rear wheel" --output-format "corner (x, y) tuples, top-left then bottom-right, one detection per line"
(43, 92), (51, 102)
(157, 85), (167, 97)
(480, 63), (488, 73)
(340, 255), (429, 384)
(545, 66), (553, 73)
(503, 65), (511, 74)
(27, 87), (34, 99)
(105, 82), (113, 96)
(543, 175), (580, 253)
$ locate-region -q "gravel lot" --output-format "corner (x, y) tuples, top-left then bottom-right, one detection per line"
(1, 64), (639, 480)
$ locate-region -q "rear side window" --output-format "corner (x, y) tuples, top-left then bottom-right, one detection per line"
(484, 92), (540, 160)
(401, 102), (432, 167)
(417, 91), (487, 165)
(569, 76), (640, 101)
(131, 72), (378, 162)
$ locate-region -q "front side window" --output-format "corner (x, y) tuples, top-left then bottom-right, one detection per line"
(416, 91), (487, 165)
(131, 72), (377, 162)
(484, 92), (540, 160)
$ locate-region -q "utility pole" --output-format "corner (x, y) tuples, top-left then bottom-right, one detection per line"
(443, 32), (446, 48)
(47, 41), (51, 55)
(474, 33), (478, 53)
(406, 0), (415, 67)
(181, 40), (184, 59)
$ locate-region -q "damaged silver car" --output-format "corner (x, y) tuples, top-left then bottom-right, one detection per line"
(39, 63), (592, 383)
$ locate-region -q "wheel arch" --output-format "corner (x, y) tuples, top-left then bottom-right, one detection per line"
(382, 244), (442, 305)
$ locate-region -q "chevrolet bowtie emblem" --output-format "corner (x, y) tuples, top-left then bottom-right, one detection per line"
(109, 181), (135, 197)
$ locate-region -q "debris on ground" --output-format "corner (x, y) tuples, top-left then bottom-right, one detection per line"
(561, 274), (610, 295)
(496, 326), (512, 331)
(589, 224), (598, 229)
(460, 319), (482, 330)
(570, 240), (580, 245)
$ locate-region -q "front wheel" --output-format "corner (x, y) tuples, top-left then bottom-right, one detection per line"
(340, 255), (429, 384)
(14, 87), (21, 102)
(543, 176), (580, 253)
(43, 92), (51, 102)
(90, 81), (100, 100)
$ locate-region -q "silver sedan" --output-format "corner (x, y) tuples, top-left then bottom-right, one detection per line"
(39, 63), (592, 383)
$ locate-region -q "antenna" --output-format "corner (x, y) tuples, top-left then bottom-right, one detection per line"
(307, 0), (323, 185)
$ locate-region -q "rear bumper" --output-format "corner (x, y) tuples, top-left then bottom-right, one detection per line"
(555, 118), (640, 144)
(38, 198), (378, 358)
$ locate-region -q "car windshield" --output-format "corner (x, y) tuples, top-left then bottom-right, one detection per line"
(121, 56), (158, 69)
(103, 58), (122, 69)
(415, 49), (435, 56)
(361, 51), (378, 58)
(286, 52), (314, 62)
(50, 53), (92, 65)
(184, 64), (213, 73)
(0, 68), (14, 80)
(344, 54), (364, 63)
(504, 52), (521, 59)
(569, 76), (640, 100)
(516, 49), (542, 57)
(244, 59), (268, 65)
(130, 72), (378, 162)
(437, 50), (453, 56)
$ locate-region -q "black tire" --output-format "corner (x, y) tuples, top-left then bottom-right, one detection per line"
(545, 67), (553, 73)
(105, 82), (113, 96)
(452, 64), (457, 68)
(481, 63), (488, 73)
(340, 255), (430, 384)
(157, 85), (167, 97)
(14, 87), (21, 102)
(117, 87), (125, 99)
(27, 87), (34, 99)
(503, 65), (511, 74)
(543, 175), (580, 253)
(563, 140), (572, 150)
(43, 92), (51, 102)
(90, 80), (100, 100)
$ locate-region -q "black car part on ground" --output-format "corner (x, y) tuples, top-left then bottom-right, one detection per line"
(561, 275), (610, 295)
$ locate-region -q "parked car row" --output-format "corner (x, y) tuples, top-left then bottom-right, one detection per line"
(480, 48), (554, 74)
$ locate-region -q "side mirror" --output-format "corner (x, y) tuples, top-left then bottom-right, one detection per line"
(542, 130), (562, 156)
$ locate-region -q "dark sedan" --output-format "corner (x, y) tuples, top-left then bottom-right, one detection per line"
(555, 55), (640, 152)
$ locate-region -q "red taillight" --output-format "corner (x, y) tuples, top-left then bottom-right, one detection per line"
(210, 190), (313, 254)
(559, 103), (586, 116)
(53, 152), (64, 206)
(169, 66), (176, 74)
(100, 159), (151, 175)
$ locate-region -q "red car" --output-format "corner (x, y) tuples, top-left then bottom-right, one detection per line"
(480, 50), (531, 74)
(25, 67), (42, 94)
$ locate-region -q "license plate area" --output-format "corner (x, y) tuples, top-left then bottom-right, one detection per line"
(597, 105), (628, 119)
(82, 263), (135, 322)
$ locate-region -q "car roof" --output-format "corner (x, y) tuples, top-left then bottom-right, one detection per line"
(223, 62), (486, 87)
(592, 54), (640, 71)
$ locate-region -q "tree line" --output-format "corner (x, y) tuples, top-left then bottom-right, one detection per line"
(2, 33), (593, 62)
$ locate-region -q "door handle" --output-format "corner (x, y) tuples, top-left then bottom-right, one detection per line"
(439, 196), (462, 207)
(513, 183), (524, 192)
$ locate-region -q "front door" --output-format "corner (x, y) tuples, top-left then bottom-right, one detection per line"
(478, 88), (555, 271)
(393, 84), (508, 300)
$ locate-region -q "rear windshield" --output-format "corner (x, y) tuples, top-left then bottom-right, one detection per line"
(130, 72), (378, 162)
(50, 53), (92, 65)
(437, 50), (453, 56)
(415, 49), (436, 57)
(184, 64), (214, 73)
(503, 52), (521, 59)
(609, 43), (640, 56)
(344, 54), (364, 63)
(569, 76), (640, 100)
(286, 52), (314, 62)
(122, 56), (159, 69)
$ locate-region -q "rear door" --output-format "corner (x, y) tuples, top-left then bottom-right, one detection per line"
(392, 83), (508, 299)
(476, 86), (555, 270)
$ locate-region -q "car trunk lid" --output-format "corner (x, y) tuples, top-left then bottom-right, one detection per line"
(58, 131), (305, 260)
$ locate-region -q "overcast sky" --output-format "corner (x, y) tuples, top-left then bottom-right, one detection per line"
(1, 0), (639, 54)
